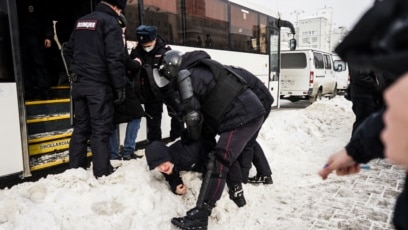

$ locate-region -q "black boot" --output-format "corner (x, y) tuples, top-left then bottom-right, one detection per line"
(171, 204), (212, 230)
(248, 174), (273, 184)
(228, 183), (246, 208)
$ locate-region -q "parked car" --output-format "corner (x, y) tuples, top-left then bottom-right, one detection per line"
(280, 49), (337, 102)
(332, 54), (350, 95)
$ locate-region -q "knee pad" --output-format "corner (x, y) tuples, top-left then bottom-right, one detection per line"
(209, 156), (229, 179)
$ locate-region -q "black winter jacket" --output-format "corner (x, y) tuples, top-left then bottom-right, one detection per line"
(129, 35), (171, 104)
(64, 3), (126, 90)
(179, 51), (266, 133)
(113, 45), (144, 124)
(349, 68), (379, 98)
(227, 66), (274, 113)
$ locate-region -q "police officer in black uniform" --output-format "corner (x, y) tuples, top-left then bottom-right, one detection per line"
(64, 0), (127, 178)
(153, 50), (266, 229)
(130, 25), (183, 143)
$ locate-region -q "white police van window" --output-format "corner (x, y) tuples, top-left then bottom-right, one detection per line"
(324, 54), (332, 69)
(313, 52), (324, 69)
(281, 53), (307, 69)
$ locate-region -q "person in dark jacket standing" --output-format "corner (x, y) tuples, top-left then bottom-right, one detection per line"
(154, 50), (266, 229)
(318, 0), (408, 228)
(64, 0), (127, 178)
(109, 14), (144, 161)
(17, 0), (54, 99)
(348, 67), (382, 136)
(130, 25), (183, 143)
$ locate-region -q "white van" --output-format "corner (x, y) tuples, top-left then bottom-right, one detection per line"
(332, 54), (350, 94)
(280, 49), (337, 102)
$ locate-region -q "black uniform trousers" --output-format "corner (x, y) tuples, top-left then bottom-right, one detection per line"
(145, 102), (163, 142)
(69, 80), (115, 177)
(145, 102), (183, 142)
(204, 116), (264, 205)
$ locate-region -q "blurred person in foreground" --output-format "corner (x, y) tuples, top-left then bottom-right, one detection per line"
(318, 0), (408, 228)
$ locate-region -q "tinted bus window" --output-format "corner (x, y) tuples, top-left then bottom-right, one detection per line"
(0, 2), (14, 82)
(124, 2), (141, 42)
(230, 4), (258, 53)
(125, 0), (178, 44)
(185, 0), (228, 49)
(259, 14), (267, 54)
(313, 52), (324, 69)
(281, 53), (307, 69)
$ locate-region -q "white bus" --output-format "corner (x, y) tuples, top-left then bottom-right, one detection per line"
(0, 0), (295, 183)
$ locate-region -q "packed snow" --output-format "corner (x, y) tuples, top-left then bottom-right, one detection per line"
(0, 97), (405, 230)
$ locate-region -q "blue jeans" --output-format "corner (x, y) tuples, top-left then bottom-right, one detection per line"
(109, 118), (141, 160)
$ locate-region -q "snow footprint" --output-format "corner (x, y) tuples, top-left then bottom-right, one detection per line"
(91, 199), (124, 216)
(28, 183), (47, 203)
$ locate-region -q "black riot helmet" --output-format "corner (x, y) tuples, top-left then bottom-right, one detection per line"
(159, 50), (184, 80)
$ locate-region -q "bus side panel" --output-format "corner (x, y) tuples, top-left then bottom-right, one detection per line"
(171, 45), (269, 82)
(0, 83), (24, 176)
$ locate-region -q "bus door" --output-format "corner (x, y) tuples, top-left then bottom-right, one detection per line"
(268, 28), (280, 107)
(0, 0), (26, 178)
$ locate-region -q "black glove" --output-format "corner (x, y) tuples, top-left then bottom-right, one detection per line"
(114, 87), (126, 105)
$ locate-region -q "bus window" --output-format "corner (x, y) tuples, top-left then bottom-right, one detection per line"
(0, 3), (14, 82)
(185, 0), (228, 49)
(259, 14), (267, 54)
(230, 4), (258, 53)
(136, 0), (179, 44)
(124, 1), (141, 42)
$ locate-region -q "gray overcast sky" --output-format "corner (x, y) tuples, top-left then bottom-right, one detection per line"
(248, 0), (374, 29)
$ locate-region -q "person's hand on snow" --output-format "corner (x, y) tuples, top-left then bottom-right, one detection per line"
(175, 184), (187, 195)
(318, 148), (361, 179)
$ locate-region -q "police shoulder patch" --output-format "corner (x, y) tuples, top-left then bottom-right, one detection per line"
(76, 20), (98, 30)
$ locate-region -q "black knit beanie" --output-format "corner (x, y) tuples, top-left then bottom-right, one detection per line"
(145, 141), (172, 170)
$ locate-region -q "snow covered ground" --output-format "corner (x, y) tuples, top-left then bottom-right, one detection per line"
(0, 97), (405, 230)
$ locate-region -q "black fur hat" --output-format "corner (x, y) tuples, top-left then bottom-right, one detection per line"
(335, 0), (408, 77)
(104, 0), (127, 10)
(136, 25), (157, 44)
